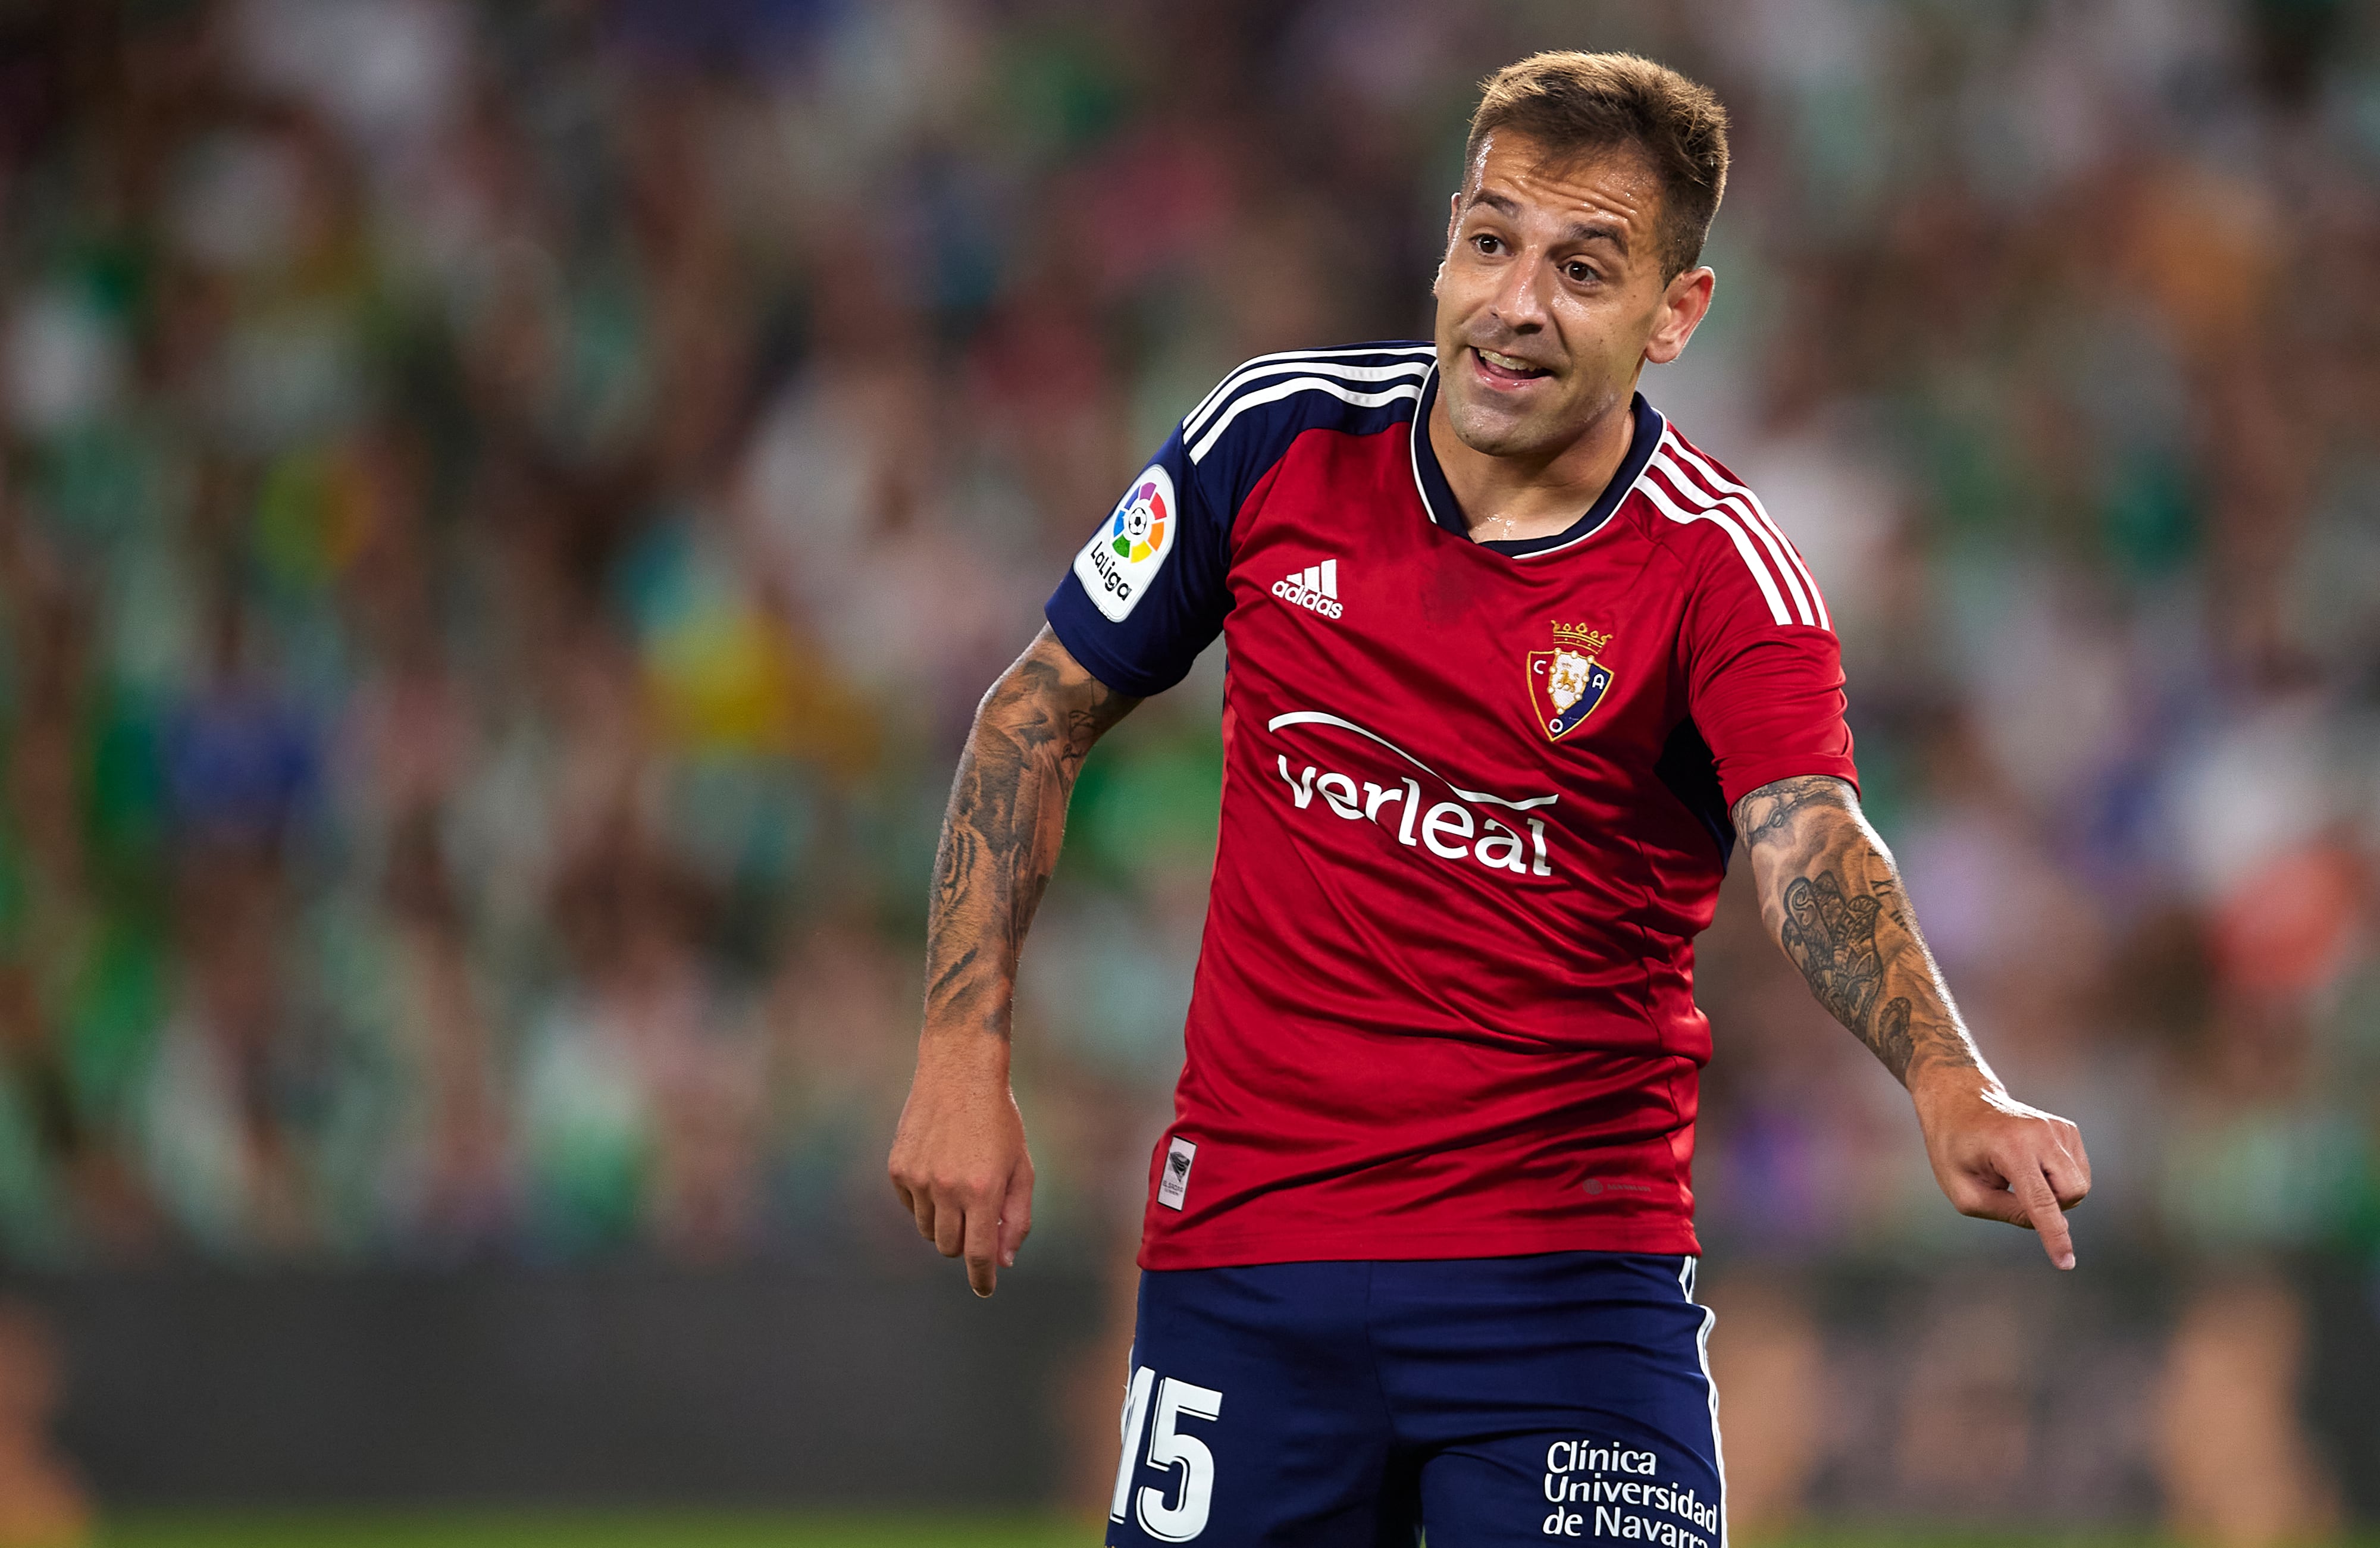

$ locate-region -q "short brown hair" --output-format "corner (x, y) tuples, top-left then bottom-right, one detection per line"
(1464, 51), (1730, 279)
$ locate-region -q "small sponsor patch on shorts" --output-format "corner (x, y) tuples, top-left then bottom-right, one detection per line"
(1157, 1136), (1197, 1210)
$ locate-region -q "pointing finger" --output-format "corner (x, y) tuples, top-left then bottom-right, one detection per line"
(2013, 1162), (2075, 1270)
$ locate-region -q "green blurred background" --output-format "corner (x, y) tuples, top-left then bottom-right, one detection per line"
(0, 0), (2376, 1541)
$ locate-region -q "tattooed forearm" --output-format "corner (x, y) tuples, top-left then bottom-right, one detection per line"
(1780, 870), (1886, 1033)
(1872, 996), (1915, 1082)
(1731, 776), (1984, 1089)
(1734, 773), (1849, 853)
(924, 628), (1139, 1038)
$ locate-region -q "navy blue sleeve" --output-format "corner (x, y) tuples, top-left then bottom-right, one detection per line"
(1044, 421), (1234, 698)
(1045, 342), (1439, 697)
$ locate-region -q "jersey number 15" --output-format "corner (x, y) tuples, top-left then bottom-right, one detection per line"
(1111, 1364), (1225, 1541)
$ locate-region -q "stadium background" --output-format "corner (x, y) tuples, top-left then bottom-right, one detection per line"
(0, 0), (2374, 1542)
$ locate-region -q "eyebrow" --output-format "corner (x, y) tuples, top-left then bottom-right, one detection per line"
(1464, 190), (1630, 255)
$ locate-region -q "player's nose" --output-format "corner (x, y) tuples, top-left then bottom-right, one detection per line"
(1488, 256), (1553, 333)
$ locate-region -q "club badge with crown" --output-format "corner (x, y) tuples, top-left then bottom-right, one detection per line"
(1526, 622), (1616, 741)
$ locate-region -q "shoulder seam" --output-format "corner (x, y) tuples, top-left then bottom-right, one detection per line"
(1186, 372), (1428, 465)
(1183, 344), (1435, 439)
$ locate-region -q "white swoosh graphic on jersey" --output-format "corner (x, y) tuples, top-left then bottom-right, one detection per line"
(1266, 711), (1560, 811)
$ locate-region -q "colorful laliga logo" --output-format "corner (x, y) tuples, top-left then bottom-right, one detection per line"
(1527, 623), (1615, 740)
(1075, 463), (1178, 623)
(1110, 478), (1169, 563)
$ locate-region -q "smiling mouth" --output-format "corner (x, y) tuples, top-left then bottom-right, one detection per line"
(1471, 347), (1551, 386)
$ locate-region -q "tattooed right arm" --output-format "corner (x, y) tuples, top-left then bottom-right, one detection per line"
(891, 628), (1138, 1296)
(1730, 773), (2094, 1268)
(925, 627), (1141, 1039)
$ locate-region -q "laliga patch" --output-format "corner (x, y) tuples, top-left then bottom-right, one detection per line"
(1527, 623), (1615, 740)
(1156, 1135), (1197, 1210)
(1074, 465), (1176, 622)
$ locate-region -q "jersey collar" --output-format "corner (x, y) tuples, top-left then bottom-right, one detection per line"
(1407, 363), (1665, 558)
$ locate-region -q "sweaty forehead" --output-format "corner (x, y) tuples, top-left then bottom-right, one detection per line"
(1464, 132), (1661, 238)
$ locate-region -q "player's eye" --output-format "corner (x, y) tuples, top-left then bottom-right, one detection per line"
(1472, 233), (1502, 255)
(1564, 261), (1598, 283)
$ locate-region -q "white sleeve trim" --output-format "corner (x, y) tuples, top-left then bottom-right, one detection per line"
(1640, 460), (1793, 626)
(1182, 345), (1436, 434)
(1659, 434), (1831, 631)
(1188, 378), (1426, 465)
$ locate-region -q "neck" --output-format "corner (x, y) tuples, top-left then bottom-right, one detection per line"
(1429, 390), (1638, 544)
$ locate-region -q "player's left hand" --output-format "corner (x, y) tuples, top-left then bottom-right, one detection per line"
(1911, 1075), (2091, 1270)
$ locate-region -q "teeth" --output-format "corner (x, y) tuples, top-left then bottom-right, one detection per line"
(1479, 349), (1542, 374)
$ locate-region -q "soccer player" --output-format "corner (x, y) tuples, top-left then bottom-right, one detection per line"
(890, 50), (2089, 1546)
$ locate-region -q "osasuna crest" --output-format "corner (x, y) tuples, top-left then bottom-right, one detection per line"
(1527, 623), (1615, 740)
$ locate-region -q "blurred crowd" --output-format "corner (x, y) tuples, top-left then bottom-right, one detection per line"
(0, 0), (2376, 1529)
(0, 0), (2375, 1337)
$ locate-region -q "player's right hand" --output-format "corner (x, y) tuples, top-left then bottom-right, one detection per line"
(888, 1030), (1035, 1298)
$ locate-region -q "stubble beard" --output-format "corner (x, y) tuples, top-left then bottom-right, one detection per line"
(1442, 371), (1584, 462)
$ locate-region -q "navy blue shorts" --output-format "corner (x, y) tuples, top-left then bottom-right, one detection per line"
(1106, 1252), (1725, 1547)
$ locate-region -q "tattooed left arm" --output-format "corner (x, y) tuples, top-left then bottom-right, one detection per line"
(1731, 775), (2093, 1268)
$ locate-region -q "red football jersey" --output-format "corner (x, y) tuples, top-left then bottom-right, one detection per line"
(1045, 343), (1856, 1270)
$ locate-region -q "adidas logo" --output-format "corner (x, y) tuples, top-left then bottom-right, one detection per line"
(1270, 559), (1345, 621)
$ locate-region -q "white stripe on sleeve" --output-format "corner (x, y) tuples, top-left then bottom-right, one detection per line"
(1183, 347), (1436, 438)
(1185, 357), (1433, 441)
(1639, 462), (1793, 625)
(1661, 436), (1831, 631)
(1656, 441), (1815, 627)
(1188, 379), (1424, 465)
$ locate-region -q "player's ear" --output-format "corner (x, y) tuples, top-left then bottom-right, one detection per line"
(1644, 266), (1715, 366)
(1433, 193), (1461, 296)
